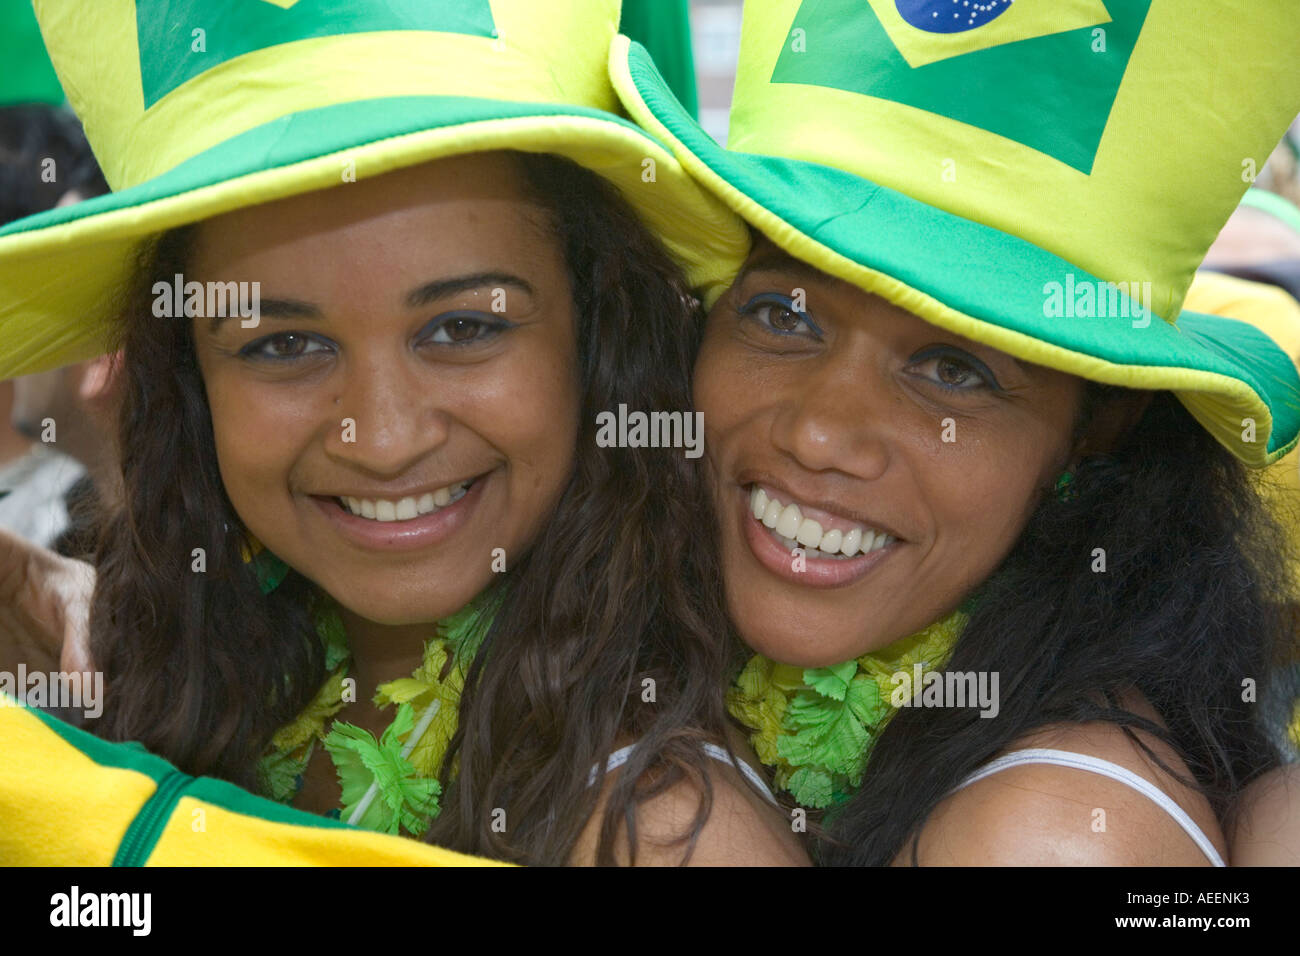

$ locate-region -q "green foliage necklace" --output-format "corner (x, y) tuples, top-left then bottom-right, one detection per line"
(726, 610), (966, 808)
(246, 543), (498, 838)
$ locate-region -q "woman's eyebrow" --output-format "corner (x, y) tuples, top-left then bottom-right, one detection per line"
(405, 272), (535, 308)
(209, 297), (318, 333)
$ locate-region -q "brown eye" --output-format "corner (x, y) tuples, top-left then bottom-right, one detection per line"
(738, 294), (823, 338)
(443, 317), (482, 342)
(240, 332), (330, 362)
(424, 313), (509, 346)
(761, 303), (803, 333)
(936, 356), (975, 387)
(908, 347), (1000, 392)
(268, 334), (308, 356)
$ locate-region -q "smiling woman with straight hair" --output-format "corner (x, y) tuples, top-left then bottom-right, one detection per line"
(0, 0), (806, 866)
(611, 1), (1300, 864)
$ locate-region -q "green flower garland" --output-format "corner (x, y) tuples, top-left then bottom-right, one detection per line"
(247, 543), (498, 838)
(726, 610), (966, 808)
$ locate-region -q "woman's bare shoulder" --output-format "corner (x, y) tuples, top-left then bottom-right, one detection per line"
(569, 731), (810, 867)
(1230, 764), (1300, 866)
(907, 713), (1226, 866)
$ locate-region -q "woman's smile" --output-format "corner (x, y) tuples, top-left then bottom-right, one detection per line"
(307, 468), (491, 553)
(737, 480), (900, 588)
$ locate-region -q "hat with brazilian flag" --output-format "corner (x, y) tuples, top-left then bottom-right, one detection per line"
(0, 0), (747, 380)
(611, 0), (1300, 467)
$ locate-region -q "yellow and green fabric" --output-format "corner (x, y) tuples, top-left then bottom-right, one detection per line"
(610, 0), (1300, 467)
(0, 0), (747, 380)
(1184, 271), (1300, 593)
(0, 695), (505, 865)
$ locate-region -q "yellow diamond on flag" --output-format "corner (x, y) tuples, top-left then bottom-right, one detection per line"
(866, 0), (1112, 68)
(259, 0), (302, 9)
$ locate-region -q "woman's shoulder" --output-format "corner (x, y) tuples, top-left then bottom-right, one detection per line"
(907, 705), (1227, 866)
(569, 729), (811, 866)
(1230, 764), (1300, 865)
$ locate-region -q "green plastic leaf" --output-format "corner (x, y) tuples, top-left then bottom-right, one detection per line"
(787, 766), (835, 809)
(324, 704), (441, 835)
(803, 660), (859, 701)
(845, 676), (888, 726)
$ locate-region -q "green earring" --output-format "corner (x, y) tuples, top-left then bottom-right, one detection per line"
(1054, 470), (1077, 502)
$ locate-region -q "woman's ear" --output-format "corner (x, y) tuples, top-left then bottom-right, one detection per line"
(1070, 389), (1154, 462)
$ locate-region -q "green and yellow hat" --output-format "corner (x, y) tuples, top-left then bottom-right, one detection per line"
(611, 0), (1300, 467)
(0, 0), (748, 379)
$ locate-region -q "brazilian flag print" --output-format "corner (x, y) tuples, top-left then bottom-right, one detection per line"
(772, 0), (1151, 173)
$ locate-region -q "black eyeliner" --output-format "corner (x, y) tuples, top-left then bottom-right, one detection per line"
(737, 292), (825, 337)
(910, 345), (1004, 391)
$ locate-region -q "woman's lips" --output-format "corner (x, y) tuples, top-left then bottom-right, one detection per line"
(310, 473), (487, 553)
(738, 486), (895, 589)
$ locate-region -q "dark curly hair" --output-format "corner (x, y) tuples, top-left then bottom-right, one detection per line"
(89, 151), (737, 865)
(818, 388), (1300, 865)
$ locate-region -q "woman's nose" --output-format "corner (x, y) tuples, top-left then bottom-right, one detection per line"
(323, 354), (450, 476)
(768, 354), (893, 480)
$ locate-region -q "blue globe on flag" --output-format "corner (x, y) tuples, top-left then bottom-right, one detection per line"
(895, 0), (1014, 33)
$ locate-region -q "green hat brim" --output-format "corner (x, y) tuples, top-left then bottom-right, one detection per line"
(0, 92), (747, 379)
(611, 37), (1300, 467)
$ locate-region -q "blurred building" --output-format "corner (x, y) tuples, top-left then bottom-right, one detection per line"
(690, 0), (743, 143)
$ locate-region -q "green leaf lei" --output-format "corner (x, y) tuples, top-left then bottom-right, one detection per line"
(250, 545), (499, 838)
(726, 610), (966, 808)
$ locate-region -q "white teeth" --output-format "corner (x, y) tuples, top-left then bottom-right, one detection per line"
(761, 498), (782, 529)
(340, 480), (473, 522)
(796, 517), (823, 547)
(747, 485), (893, 558)
(775, 503), (802, 539)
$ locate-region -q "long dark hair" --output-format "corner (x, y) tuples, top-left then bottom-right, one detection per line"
(90, 151), (736, 865)
(818, 388), (1300, 865)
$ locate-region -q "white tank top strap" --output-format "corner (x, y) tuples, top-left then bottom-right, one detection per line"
(590, 742), (779, 807)
(953, 747), (1226, 867)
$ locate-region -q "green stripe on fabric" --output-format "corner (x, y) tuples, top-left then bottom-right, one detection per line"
(112, 769), (190, 867)
(136, 0), (496, 108)
(185, 776), (354, 831)
(624, 41), (1300, 454)
(17, 698), (175, 784)
(0, 95), (658, 240)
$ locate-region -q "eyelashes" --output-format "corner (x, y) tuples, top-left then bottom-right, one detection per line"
(734, 289), (1003, 393)
(737, 293), (825, 339)
(238, 331), (331, 363)
(236, 313), (514, 364)
(906, 346), (1003, 392)
(415, 312), (515, 346)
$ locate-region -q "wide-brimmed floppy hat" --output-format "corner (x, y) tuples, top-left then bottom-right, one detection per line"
(0, 0), (748, 380)
(611, 0), (1300, 467)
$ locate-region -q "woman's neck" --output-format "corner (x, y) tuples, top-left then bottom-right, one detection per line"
(336, 606), (435, 701)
